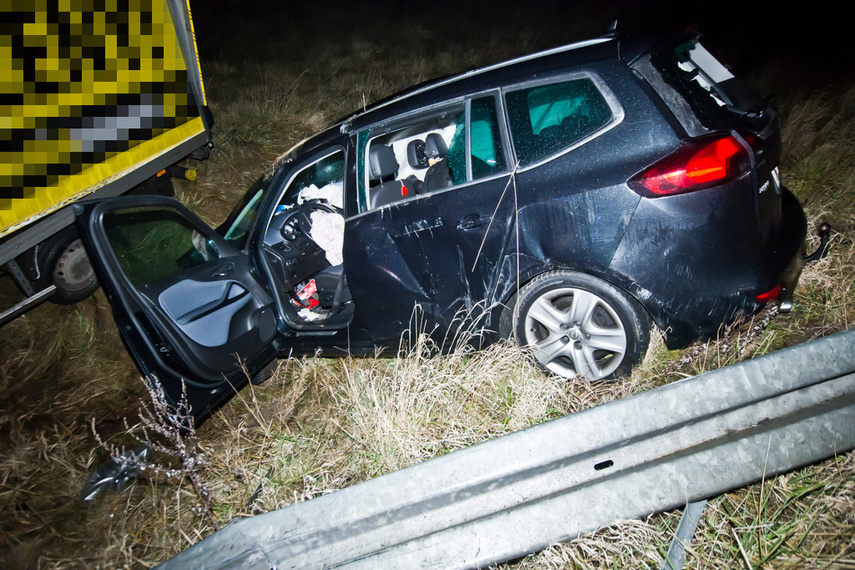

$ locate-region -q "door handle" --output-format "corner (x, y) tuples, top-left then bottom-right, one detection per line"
(457, 214), (491, 230)
(212, 263), (235, 278)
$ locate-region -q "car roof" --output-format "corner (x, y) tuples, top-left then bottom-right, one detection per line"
(348, 36), (615, 122)
(290, 29), (681, 160)
(232, 28), (681, 232)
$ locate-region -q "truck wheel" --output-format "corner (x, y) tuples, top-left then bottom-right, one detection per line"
(500, 270), (650, 381)
(38, 233), (99, 305)
(50, 238), (99, 304)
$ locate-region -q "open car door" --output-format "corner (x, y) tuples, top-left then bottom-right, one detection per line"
(74, 196), (279, 420)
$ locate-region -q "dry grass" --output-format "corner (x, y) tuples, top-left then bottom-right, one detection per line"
(1, 2), (854, 568)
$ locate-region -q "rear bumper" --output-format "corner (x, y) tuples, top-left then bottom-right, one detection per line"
(665, 186), (806, 347)
(609, 184), (807, 349)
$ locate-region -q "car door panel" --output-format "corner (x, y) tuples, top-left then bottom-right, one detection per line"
(343, 210), (431, 339)
(343, 92), (515, 345)
(74, 196), (279, 419)
(344, 175), (514, 346)
(158, 279), (251, 346)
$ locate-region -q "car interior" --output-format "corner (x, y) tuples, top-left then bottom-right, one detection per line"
(259, 152), (355, 329)
(258, 114), (464, 327)
(365, 112), (463, 210)
(256, 99), (502, 328)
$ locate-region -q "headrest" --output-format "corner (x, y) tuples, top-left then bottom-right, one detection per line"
(407, 139), (428, 168)
(368, 144), (399, 179)
(425, 133), (448, 160)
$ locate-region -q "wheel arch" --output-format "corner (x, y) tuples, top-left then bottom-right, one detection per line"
(498, 266), (654, 380)
(495, 264), (657, 335)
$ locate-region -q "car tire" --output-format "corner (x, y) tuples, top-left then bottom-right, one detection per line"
(501, 270), (650, 381)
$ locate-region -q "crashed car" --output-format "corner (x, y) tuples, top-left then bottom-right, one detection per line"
(76, 29), (806, 419)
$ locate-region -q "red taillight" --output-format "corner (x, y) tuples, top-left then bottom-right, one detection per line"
(755, 284), (783, 303)
(630, 133), (754, 197)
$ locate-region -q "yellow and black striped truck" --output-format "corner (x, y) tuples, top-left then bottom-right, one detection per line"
(1, 0), (212, 325)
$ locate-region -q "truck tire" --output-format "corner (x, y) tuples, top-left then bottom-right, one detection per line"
(37, 230), (99, 304)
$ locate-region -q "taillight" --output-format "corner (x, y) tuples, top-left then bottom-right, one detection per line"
(630, 133), (756, 197)
(755, 284), (783, 303)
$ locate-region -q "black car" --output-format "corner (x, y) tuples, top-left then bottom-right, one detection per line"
(76, 29), (806, 419)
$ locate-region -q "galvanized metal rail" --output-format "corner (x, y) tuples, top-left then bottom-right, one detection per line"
(159, 328), (855, 569)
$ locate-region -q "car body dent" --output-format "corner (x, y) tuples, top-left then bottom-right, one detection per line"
(608, 183), (806, 345)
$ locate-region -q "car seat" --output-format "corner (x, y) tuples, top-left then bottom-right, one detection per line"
(422, 133), (454, 192)
(368, 144), (407, 209)
(425, 133), (447, 161)
(407, 139), (429, 169)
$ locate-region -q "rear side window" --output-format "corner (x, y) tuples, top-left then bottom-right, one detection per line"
(506, 77), (613, 167)
(470, 96), (506, 179)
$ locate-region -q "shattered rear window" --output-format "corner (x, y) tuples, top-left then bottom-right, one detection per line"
(470, 95), (506, 179)
(634, 38), (763, 136)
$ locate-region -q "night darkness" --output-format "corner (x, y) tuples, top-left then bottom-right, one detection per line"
(191, 0), (853, 98)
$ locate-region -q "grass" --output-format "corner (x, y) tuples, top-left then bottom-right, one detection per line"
(1, 1), (854, 567)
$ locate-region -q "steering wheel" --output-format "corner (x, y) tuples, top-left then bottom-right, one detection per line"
(280, 199), (341, 241)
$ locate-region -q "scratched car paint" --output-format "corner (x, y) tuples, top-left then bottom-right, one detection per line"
(76, 29), (806, 419)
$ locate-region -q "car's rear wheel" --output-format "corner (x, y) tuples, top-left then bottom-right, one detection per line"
(502, 271), (650, 381)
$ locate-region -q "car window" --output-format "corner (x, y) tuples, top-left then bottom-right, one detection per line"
(223, 188), (264, 248)
(221, 165), (284, 249)
(636, 38), (763, 135)
(103, 206), (218, 288)
(264, 150), (345, 246)
(354, 130), (370, 212)
(470, 95), (506, 179)
(505, 77), (612, 167)
(277, 150), (345, 211)
(357, 94), (507, 212)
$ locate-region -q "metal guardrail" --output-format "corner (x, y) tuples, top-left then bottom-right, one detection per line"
(159, 328), (855, 569)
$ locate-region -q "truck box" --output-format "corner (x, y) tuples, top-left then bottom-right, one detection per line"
(1, 0), (212, 325)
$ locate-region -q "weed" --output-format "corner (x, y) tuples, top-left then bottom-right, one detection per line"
(90, 377), (217, 529)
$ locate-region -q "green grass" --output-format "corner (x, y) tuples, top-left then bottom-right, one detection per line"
(1, 2), (854, 568)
